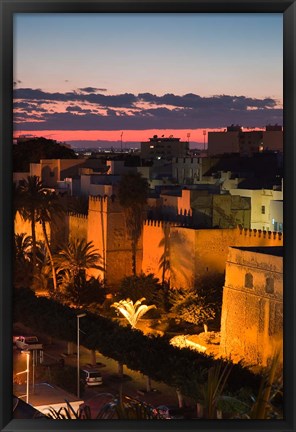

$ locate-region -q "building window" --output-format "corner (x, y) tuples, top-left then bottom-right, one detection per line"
(265, 277), (274, 294)
(245, 273), (253, 288)
(261, 205), (265, 214)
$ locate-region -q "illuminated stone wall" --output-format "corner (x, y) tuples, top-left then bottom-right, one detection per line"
(87, 196), (142, 288)
(220, 246), (283, 366)
(68, 213), (88, 242)
(142, 223), (283, 289)
(142, 220), (173, 284)
(14, 211), (50, 243)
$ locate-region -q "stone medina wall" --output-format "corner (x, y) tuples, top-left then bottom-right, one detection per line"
(220, 247), (283, 366)
(192, 226), (283, 288)
(142, 220), (173, 284)
(68, 213), (88, 242)
(14, 211), (50, 244)
(142, 223), (283, 289)
(87, 195), (142, 289)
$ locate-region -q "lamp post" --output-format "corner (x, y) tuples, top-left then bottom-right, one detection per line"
(77, 313), (86, 399)
(16, 350), (30, 403)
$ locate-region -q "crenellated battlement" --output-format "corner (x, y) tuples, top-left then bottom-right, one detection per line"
(67, 212), (88, 220)
(88, 194), (118, 212)
(237, 225), (283, 241)
(89, 194), (110, 202)
(144, 219), (182, 228)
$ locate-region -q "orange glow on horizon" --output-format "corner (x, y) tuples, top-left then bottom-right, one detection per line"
(14, 128), (227, 145)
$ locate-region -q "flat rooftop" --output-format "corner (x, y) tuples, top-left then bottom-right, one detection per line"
(232, 246), (283, 257)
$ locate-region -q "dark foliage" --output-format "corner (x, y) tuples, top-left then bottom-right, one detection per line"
(13, 137), (77, 172)
(116, 273), (168, 311)
(14, 288), (261, 401)
(50, 364), (85, 397)
(58, 275), (107, 309)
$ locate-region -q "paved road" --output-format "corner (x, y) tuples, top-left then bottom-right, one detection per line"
(13, 323), (195, 417)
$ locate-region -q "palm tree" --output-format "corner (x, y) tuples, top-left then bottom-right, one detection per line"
(169, 287), (216, 333)
(14, 233), (33, 263)
(248, 350), (282, 419)
(118, 172), (149, 275)
(36, 190), (65, 291)
(201, 362), (233, 419)
(111, 297), (156, 329)
(55, 239), (104, 305)
(55, 238), (103, 277)
(13, 233), (34, 289)
(17, 176), (46, 272)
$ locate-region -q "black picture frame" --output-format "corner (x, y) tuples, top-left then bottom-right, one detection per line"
(0, 1), (295, 431)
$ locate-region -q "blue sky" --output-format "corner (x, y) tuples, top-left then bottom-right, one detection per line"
(13, 13), (283, 142)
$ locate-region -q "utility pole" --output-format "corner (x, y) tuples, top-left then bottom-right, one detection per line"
(120, 132), (123, 152)
(203, 130), (206, 151)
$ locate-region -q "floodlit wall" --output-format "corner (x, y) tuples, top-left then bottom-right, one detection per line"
(14, 212), (47, 243)
(142, 224), (283, 289)
(142, 220), (173, 284)
(220, 247), (283, 366)
(87, 196), (142, 288)
(68, 213), (88, 242)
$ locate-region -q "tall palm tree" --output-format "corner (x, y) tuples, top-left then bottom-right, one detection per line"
(17, 176), (45, 272)
(118, 172), (149, 275)
(36, 190), (65, 291)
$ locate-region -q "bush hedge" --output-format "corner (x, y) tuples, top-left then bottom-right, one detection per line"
(13, 288), (261, 400)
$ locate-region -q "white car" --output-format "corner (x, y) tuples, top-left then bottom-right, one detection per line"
(81, 367), (103, 386)
(15, 336), (43, 350)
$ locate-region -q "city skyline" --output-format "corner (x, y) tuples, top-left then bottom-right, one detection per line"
(13, 13), (283, 145)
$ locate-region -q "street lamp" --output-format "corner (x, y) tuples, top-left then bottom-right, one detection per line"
(16, 350), (30, 403)
(77, 313), (86, 399)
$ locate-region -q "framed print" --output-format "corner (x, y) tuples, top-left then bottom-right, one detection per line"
(1, 1), (295, 432)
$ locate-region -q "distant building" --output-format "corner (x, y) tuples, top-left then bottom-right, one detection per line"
(230, 182), (283, 231)
(141, 136), (189, 160)
(172, 157), (202, 184)
(29, 159), (107, 188)
(148, 187), (251, 229)
(208, 125), (283, 156)
(220, 246), (283, 366)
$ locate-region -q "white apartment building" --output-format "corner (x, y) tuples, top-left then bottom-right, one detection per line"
(230, 183), (283, 231)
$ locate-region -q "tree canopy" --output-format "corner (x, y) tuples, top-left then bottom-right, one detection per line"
(13, 137), (77, 172)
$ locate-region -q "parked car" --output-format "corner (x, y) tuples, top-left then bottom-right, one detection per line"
(81, 367), (103, 386)
(15, 336), (43, 351)
(156, 405), (185, 419)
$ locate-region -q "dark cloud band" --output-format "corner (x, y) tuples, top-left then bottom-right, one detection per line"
(13, 88), (282, 131)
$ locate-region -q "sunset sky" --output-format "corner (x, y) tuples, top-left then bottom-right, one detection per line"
(13, 13), (283, 147)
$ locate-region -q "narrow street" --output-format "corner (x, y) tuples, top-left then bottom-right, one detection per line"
(13, 323), (193, 416)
